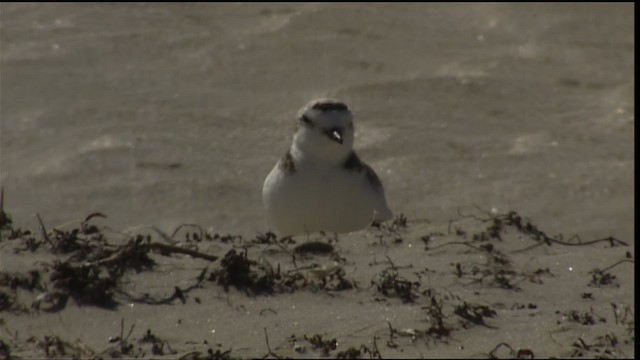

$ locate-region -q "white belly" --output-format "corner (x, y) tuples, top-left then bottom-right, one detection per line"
(263, 162), (392, 237)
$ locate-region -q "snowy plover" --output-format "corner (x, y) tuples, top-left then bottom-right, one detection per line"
(263, 99), (392, 237)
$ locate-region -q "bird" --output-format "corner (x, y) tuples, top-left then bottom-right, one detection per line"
(262, 99), (392, 237)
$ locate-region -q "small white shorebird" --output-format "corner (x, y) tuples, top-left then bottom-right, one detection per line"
(263, 99), (392, 237)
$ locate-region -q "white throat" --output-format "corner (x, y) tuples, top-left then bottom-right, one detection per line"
(291, 129), (352, 166)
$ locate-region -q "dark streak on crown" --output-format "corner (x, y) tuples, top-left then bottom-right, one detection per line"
(343, 151), (383, 192)
(311, 101), (349, 112)
(279, 150), (296, 175)
(299, 114), (315, 128)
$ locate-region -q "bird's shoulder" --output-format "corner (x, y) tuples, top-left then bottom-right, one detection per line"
(342, 151), (384, 193)
(277, 150), (296, 175)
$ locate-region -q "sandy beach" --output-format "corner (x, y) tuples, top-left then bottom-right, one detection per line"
(0, 3), (634, 359)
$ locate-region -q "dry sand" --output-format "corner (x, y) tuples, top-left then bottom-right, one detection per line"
(0, 3), (635, 359)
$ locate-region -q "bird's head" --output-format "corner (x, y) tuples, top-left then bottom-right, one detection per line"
(292, 99), (355, 162)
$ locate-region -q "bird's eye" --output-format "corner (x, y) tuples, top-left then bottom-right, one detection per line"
(300, 115), (312, 125)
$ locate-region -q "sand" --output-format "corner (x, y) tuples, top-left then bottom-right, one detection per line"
(0, 3), (634, 359)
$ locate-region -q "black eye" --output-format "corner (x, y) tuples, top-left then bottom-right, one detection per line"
(300, 115), (312, 124)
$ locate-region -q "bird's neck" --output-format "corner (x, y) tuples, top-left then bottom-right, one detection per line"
(290, 143), (350, 167)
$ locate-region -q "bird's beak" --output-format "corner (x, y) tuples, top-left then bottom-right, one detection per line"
(325, 127), (343, 144)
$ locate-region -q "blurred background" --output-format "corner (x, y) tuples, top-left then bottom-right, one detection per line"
(0, 3), (634, 242)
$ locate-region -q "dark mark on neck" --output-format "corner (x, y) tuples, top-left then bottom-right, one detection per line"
(343, 151), (383, 192)
(279, 150), (296, 175)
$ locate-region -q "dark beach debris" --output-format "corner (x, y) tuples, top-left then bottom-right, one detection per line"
(370, 213), (407, 230)
(210, 233), (242, 244)
(176, 349), (230, 360)
(125, 286), (188, 306)
(448, 257), (520, 291)
(153, 223), (241, 245)
(492, 270), (520, 291)
(179, 347), (234, 360)
(12, 324), (233, 360)
(32, 290), (69, 313)
(485, 342), (535, 359)
(87, 235), (157, 273)
(588, 259), (633, 288)
(526, 267), (554, 284)
(211, 249), (263, 292)
(103, 318), (145, 358)
(365, 336), (384, 360)
(373, 267), (419, 303)
(335, 346), (363, 359)
(288, 333), (340, 357)
(294, 241), (334, 255)
(209, 248), (350, 295)
(589, 270), (618, 288)
(422, 292), (452, 339)
(0, 187), (11, 231)
(32, 334), (96, 359)
(35, 214), (51, 247)
(371, 256), (420, 303)
(1, 206), (632, 358)
(305, 334), (338, 357)
(312, 265), (353, 291)
(511, 303), (538, 310)
(369, 213), (409, 245)
(152, 223), (204, 244)
(253, 231), (278, 244)
(498, 211), (629, 253)
(209, 249), (281, 295)
(0, 212), (226, 311)
(454, 301), (497, 328)
(386, 322), (409, 348)
(259, 308), (277, 316)
(581, 292), (594, 300)
(4, 227), (39, 252)
(261, 327), (284, 359)
(0, 270), (42, 292)
(570, 333), (626, 358)
(0, 290), (11, 312)
(139, 328), (177, 356)
(390, 213), (408, 229)
(559, 308), (606, 326)
(120, 266), (210, 306)
(0, 338), (11, 360)
(610, 302), (634, 329)
(41, 234), (156, 310)
(383, 293), (457, 347)
(0, 270), (68, 313)
(44, 213), (108, 256)
(27, 321), (232, 360)
(105, 321), (192, 358)
(0, 289), (30, 314)
(48, 260), (119, 309)
(433, 211), (634, 292)
(452, 209), (629, 253)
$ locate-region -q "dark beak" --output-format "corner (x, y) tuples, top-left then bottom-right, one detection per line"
(325, 127), (343, 144)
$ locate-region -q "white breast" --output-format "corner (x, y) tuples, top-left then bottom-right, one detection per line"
(263, 159), (392, 237)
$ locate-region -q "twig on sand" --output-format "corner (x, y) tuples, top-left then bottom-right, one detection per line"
(594, 259), (634, 274)
(36, 213), (51, 245)
(151, 224), (206, 245)
(261, 327), (282, 359)
(90, 242), (218, 268)
(427, 241), (486, 253)
(144, 243), (218, 262)
(487, 342), (515, 358)
(0, 186), (7, 227)
(169, 224), (205, 242)
(513, 235), (628, 253)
